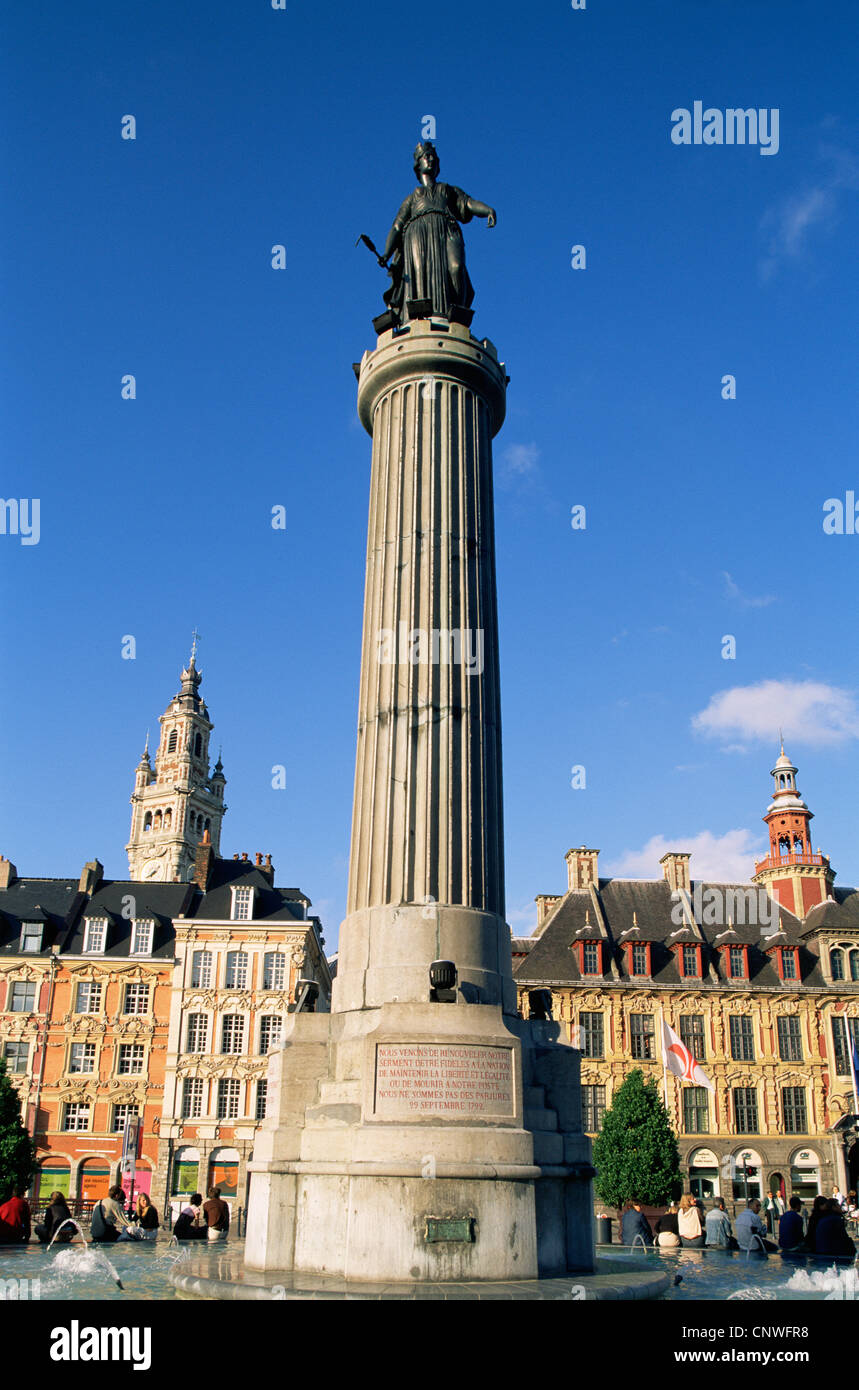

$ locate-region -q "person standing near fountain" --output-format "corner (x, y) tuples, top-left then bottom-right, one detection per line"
(0, 1188), (31, 1244)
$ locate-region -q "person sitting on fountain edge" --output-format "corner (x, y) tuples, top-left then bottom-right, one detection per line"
(35, 1191), (72, 1245)
(704, 1197), (735, 1249)
(0, 1188), (31, 1244)
(735, 1198), (777, 1253)
(814, 1199), (857, 1259)
(621, 1201), (653, 1247)
(173, 1192), (207, 1241)
(91, 1186), (136, 1243)
(778, 1195), (806, 1255)
(203, 1186), (230, 1242)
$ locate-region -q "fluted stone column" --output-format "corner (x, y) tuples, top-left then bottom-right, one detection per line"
(334, 320), (515, 1014)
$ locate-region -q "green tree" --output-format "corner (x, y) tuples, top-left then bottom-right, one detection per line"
(592, 1068), (682, 1212)
(0, 1056), (36, 1202)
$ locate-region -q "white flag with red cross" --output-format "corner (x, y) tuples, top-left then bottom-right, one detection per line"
(661, 1017), (715, 1092)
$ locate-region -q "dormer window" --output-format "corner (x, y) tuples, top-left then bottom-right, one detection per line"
(680, 944), (702, 978)
(20, 922), (43, 953)
(83, 919), (107, 954)
(728, 945), (748, 980)
(830, 949), (845, 981)
(629, 942), (650, 977)
(581, 941), (601, 975)
(130, 919), (154, 956)
(231, 886), (254, 922)
(781, 947), (798, 981)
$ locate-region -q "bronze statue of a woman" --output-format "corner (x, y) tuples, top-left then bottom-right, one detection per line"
(378, 143), (497, 326)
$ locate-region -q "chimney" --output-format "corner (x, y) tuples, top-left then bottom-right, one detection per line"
(193, 830), (215, 890)
(0, 856), (17, 889)
(255, 852), (262, 866)
(241, 852), (249, 862)
(258, 853), (275, 885)
(660, 852), (691, 894)
(565, 847), (599, 892)
(535, 894), (562, 927)
(78, 859), (104, 895)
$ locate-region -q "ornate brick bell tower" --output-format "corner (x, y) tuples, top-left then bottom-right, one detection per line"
(126, 641), (227, 882)
(752, 744), (834, 918)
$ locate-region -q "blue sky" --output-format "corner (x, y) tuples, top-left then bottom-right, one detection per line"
(2, 0), (857, 943)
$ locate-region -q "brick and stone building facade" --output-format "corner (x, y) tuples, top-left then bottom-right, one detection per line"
(513, 752), (859, 1213)
(0, 652), (330, 1216)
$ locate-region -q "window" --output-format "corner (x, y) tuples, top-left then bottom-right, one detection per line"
(255, 1079), (268, 1122)
(579, 1012), (604, 1059)
(682, 1086), (709, 1134)
(581, 941), (601, 975)
(20, 922), (42, 953)
(781, 948), (798, 981)
(131, 920), (154, 956)
(732, 1088), (759, 1134)
(231, 887), (253, 922)
(182, 1078), (204, 1120)
(63, 1103), (90, 1132)
(217, 1078), (241, 1120)
(729, 1015), (755, 1062)
(123, 983), (150, 1015)
(777, 1015), (803, 1062)
(167, 730), (178, 754)
(112, 1103), (139, 1133)
(194, 732), (202, 758)
(225, 951), (248, 989)
(832, 1017), (859, 1077)
(851, 950), (859, 983)
(630, 943), (648, 976)
(581, 1084), (606, 1132)
(8, 982), (36, 1013)
(679, 1015), (706, 1062)
(259, 1016), (282, 1053)
(830, 949), (845, 981)
(3, 1041), (28, 1073)
(728, 945), (746, 979)
(191, 951), (212, 988)
(782, 1087), (807, 1134)
(186, 1013), (208, 1052)
(83, 920), (107, 954)
(629, 1013), (654, 1060)
(69, 1043), (96, 1074)
(221, 1014), (244, 1054)
(262, 952), (285, 991)
(118, 1044), (145, 1075)
(681, 944), (700, 978)
(75, 981), (102, 1014)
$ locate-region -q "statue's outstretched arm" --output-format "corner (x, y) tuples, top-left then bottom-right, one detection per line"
(465, 196), (497, 227)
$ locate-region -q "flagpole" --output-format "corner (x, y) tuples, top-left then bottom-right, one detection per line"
(659, 1007), (669, 1109)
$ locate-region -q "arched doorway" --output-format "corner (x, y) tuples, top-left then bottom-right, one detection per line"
(790, 1148), (821, 1203)
(121, 1159), (152, 1208)
(688, 1147), (720, 1200)
(209, 1147), (239, 1201)
(731, 1148), (763, 1203)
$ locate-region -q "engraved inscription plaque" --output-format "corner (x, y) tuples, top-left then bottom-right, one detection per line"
(374, 1043), (514, 1117)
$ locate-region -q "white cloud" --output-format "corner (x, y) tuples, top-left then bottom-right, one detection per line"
(497, 441), (539, 487)
(692, 679), (859, 748)
(507, 899), (540, 937)
(722, 572), (776, 608)
(605, 829), (765, 883)
(760, 143), (859, 280)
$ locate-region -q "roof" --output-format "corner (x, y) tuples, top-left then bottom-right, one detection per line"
(512, 878), (859, 991)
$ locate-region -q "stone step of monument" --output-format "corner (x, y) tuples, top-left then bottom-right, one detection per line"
(523, 1106), (559, 1133)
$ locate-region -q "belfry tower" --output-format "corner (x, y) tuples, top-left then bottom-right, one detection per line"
(752, 744), (834, 917)
(126, 644), (227, 882)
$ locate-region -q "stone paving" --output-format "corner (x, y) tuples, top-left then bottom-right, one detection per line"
(169, 1249), (669, 1301)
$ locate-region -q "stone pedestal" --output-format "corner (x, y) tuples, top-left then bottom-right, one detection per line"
(245, 319), (595, 1280)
